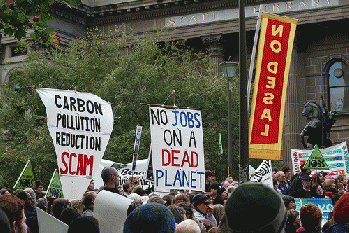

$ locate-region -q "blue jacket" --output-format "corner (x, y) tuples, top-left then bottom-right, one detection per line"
(324, 223), (349, 233)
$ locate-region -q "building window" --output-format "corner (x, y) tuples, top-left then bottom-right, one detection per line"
(328, 61), (349, 112)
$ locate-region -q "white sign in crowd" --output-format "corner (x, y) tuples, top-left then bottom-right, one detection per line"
(149, 107), (205, 192)
(37, 88), (114, 199)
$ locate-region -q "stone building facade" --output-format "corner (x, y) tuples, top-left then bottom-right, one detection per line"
(1, 0), (349, 167)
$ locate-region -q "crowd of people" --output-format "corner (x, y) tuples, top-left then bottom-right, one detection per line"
(1, 166), (349, 233)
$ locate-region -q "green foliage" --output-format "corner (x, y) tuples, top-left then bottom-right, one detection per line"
(0, 31), (240, 188)
(0, 0), (81, 43)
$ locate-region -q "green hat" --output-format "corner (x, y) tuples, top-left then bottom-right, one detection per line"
(225, 183), (287, 233)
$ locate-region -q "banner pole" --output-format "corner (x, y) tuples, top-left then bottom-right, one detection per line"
(13, 160), (30, 189)
(247, 4), (263, 108)
(45, 169), (57, 198)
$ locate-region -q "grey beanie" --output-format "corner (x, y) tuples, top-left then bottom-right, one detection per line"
(225, 183), (287, 233)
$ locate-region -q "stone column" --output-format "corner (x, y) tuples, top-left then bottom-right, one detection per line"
(282, 40), (306, 167)
(201, 34), (224, 75)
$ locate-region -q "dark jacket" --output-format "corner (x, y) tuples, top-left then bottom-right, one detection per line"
(324, 223), (349, 233)
(291, 188), (313, 198)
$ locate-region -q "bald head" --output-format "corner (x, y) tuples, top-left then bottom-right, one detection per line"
(101, 167), (119, 187)
(175, 219), (201, 233)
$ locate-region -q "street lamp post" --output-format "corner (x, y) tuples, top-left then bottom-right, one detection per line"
(220, 62), (239, 177)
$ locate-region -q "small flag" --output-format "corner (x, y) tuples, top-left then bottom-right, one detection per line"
(13, 160), (35, 190)
(46, 169), (64, 198)
(218, 133), (223, 155)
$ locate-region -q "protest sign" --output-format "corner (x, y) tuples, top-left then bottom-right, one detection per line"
(36, 207), (68, 233)
(116, 158), (151, 190)
(303, 145), (329, 170)
(249, 13), (298, 160)
(46, 169), (64, 198)
(131, 125), (143, 171)
(295, 198), (333, 227)
(36, 88), (114, 200)
(250, 160), (273, 188)
(291, 142), (348, 178)
(13, 160), (35, 190)
(149, 107), (205, 192)
(93, 190), (133, 233)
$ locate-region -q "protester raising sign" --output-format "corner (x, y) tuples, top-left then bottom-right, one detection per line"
(149, 107), (205, 192)
(37, 88), (114, 199)
(13, 160), (35, 190)
(291, 142), (349, 178)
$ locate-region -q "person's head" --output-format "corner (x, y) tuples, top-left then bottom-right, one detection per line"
(337, 174), (348, 186)
(87, 180), (95, 192)
(51, 198), (71, 220)
(225, 183), (287, 233)
(0, 194), (26, 231)
(312, 172), (324, 185)
(174, 194), (190, 205)
(323, 178), (336, 191)
(300, 203), (322, 231)
(332, 192), (349, 224)
(282, 195), (296, 211)
(212, 204), (225, 225)
(281, 166), (291, 180)
(35, 181), (44, 193)
(101, 167), (119, 187)
(193, 194), (211, 215)
(167, 205), (186, 224)
(24, 188), (36, 207)
(175, 219), (201, 233)
(162, 194), (174, 206)
(68, 216), (99, 233)
(205, 170), (214, 183)
(301, 175), (312, 190)
(117, 186), (124, 196)
(70, 199), (83, 214)
(177, 202), (194, 220)
(82, 191), (97, 212)
(132, 186), (145, 196)
(147, 195), (166, 205)
(286, 209), (299, 226)
(276, 171), (286, 184)
(272, 168), (278, 180)
(123, 202), (175, 233)
(60, 207), (81, 225)
(36, 198), (49, 212)
(209, 181), (220, 195)
(300, 164), (311, 175)
(123, 182), (133, 194)
(0, 188), (10, 196)
(315, 185), (324, 196)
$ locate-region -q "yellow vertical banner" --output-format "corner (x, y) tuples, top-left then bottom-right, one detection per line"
(249, 13), (298, 160)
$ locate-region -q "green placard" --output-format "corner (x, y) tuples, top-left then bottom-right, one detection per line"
(46, 169), (64, 198)
(13, 160), (35, 190)
(303, 145), (330, 170)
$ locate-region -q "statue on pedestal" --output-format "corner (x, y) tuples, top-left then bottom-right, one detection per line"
(300, 97), (336, 150)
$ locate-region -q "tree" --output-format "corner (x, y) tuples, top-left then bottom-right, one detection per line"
(0, 31), (240, 188)
(0, 0), (81, 43)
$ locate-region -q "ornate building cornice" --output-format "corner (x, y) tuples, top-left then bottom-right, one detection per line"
(51, 0), (285, 26)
